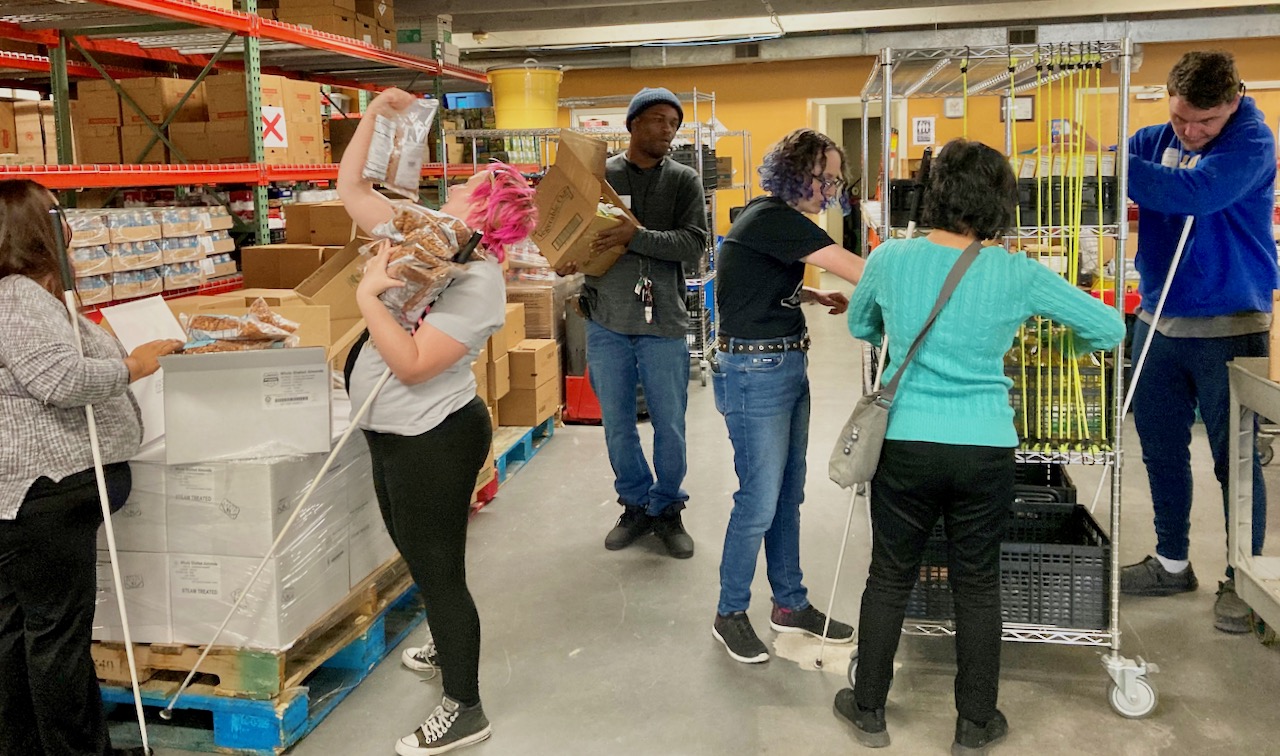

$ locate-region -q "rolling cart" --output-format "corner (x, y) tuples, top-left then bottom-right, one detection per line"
(850, 38), (1159, 719)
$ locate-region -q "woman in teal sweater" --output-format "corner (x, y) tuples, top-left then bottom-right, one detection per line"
(837, 140), (1125, 754)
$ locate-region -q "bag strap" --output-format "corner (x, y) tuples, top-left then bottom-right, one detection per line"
(881, 240), (983, 400)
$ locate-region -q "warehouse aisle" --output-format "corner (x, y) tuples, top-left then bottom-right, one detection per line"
(157, 277), (1280, 756)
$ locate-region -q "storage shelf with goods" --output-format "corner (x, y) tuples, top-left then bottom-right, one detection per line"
(857, 39), (1157, 720)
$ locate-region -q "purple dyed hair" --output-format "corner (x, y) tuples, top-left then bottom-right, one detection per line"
(464, 162), (538, 262)
(758, 128), (845, 211)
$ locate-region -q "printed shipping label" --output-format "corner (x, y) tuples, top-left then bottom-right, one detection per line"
(172, 558), (222, 599)
(169, 465), (217, 504)
(261, 367), (326, 410)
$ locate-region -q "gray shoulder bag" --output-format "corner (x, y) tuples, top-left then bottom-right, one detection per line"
(829, 240), (982, 489)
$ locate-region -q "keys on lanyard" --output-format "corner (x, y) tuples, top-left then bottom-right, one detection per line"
(634, 276), (654, 324)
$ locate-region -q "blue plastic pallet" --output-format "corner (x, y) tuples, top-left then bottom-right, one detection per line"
(103, 587), (425, 755)
(495, 416), (555, 483)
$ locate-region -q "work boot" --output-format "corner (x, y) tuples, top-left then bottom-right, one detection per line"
(833, 688), (890, 748)
(1120, 556), (1197, 596)
(652, 506), (694, 558)
(1214, 579), (1251, 634)
(605, 506), (652, 551)
(952, 710), (1008, 755)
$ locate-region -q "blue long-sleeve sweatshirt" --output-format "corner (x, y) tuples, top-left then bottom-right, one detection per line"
(1127, 96), (1278, 318)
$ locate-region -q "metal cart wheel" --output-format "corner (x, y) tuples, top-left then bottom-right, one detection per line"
(1259, 439), (1274, 466)
(846, 652), (858, 688)
(1108, 677), (1157, 719)
(1250, 611), (1279, 647)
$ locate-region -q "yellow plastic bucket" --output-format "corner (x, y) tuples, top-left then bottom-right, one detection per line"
(488, 60), (563, 129)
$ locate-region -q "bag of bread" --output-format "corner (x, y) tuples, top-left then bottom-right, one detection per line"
(363, 98), (440, 200)
(180, 298), (301, 351)
(363, 202), (485, 328)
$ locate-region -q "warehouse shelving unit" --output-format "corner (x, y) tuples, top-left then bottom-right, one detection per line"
(858, 39), (1158, 718)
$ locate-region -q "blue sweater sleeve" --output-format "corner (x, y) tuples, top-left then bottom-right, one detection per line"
(1022, 257), (1126, 353)
(846, 247), (885, 343)
(1127, 125), (1276, 216)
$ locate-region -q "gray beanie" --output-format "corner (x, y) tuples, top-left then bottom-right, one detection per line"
(625, 87), (684, 130)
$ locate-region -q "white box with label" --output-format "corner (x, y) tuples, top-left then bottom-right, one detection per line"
(168, 517), (350, 650)
(348, 497), (398, 589)
(93, 551), (171, 644)
(97, 459), (168, 553)
(158, 348), (332, 465)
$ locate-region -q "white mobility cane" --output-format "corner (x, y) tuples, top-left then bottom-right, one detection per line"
(162, 230), (486, 717)
(1089, 215), (1194, 513)
(49, 207), (152, 754)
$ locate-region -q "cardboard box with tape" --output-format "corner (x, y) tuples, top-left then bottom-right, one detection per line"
(530, 130), (637, 277)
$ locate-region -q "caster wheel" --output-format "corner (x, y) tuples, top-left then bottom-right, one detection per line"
(1108, 677), (1157, 719)
(846, 652), (858, 688)
(1260, 443), (1274, 466)
(1250, 611), (1279, 647)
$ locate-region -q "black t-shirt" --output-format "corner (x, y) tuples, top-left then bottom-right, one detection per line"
(717, 196), (835, 339)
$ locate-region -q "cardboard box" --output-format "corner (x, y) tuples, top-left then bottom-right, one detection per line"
(530, 131), (637, 276)
(503, 302), (527, 345)
(168, 525), (349, 649)
(296, 242), (364, 324)
(377, 23), (395, 50)
(205, 73), (285, 122)
(308, 202), (359, 245)
(487, 400), (498, 431)
(206, 118), (289, 164)
(196, 301), (332, 352)
(471, 357), (488, 397)
(158, 347), (332, 465)
(283, 11), (358, 38)
(76, 79), (121, 126)
(506, 275), (580, 340)
(93, 551), (171, 644)
(328, 318), (366, 371)
(716, 155), (734, 189)
(13, 102), (45, 162)
(0, 101), (15, 154)
(487, 353), (510, 402)
(288, 116), (324, 165)
(278, 0), (356, 11)
(241, 243), (342, 288)
(355, 0), (393, 25)
(74, 124), (122, 164)
(39, 108), (58, 163)
(207, 288), (304, 308)
(119, 77), (206, 125)
(96, 460), (166, 553)
(355, 13), (377, 46)
(285, 202), (314, 243)
(168, 122), (213, 163)
(508, 339), (559, 390)
(498, 378), (560, 427)
(487, 330), (508, 362)
(120, 124), (166, 164)
(349, 499), (398, 589)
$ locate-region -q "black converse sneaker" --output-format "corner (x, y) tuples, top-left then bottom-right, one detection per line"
(402, 640), (439, 672)
(395, 696), (491, 756)
(712, 612), (769, 663)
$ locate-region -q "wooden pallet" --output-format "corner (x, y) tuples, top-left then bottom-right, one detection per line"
(492, 416), (556, 483)
(103, 583), (425, 755)
(93, 556), (413, 701)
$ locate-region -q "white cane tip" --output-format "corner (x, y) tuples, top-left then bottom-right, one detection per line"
(159, 708), (174, 721)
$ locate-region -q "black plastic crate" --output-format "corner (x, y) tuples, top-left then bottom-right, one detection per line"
(1014, 464), (1076, 503)
(903, 501), (1110, 630)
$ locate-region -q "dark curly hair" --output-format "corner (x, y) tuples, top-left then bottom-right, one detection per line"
(1167, 50), (1242, 110)
(922, 139), (1016, 241)
(759, 128), (845, 209)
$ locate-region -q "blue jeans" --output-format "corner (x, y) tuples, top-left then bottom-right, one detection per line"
(712, 342), (810, 615)
(1130, 319), (1267, 577)
(586, 320), (690, 516)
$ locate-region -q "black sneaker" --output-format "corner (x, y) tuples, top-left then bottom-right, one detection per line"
(712, 612), (769, 663)
(395, 696), (491, 755)
(604, 506), (653, 551)
(769, 600), (855, 643)
(402, 639), (439, 672)
(953, 710), (1008, 755)
(1120, 555), (1198, 596)
(833, 688), (890, 748)
(652, 507), (694, 559)
(1214, 579), (1251, 634)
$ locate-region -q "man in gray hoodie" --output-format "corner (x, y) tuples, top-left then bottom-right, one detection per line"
(577, 87), (707, 558)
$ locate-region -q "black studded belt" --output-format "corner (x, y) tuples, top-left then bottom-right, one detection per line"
(716, 333), (811, 355)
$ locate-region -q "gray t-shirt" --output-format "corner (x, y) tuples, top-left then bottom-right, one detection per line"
(350, 259), (505, 436)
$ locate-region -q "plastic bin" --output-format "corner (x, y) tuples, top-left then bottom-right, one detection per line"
(487, 61), (562, 129)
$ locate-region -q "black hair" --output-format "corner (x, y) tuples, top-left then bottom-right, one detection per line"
(1167, 51), (1242, 110)
(922, 139), (1016, 240)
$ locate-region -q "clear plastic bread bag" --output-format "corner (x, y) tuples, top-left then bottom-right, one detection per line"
(363, 98), (440, 200)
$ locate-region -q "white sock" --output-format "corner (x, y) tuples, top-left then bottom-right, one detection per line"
(1156, 554), (1189, 574)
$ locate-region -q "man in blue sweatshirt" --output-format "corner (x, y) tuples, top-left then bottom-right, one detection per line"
(1121, 50), (1277, 634)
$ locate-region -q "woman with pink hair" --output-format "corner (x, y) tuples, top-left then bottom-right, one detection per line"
(337, 88), (537, 756)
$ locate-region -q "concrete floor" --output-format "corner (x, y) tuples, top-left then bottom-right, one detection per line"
(160, 279), (1280, 756)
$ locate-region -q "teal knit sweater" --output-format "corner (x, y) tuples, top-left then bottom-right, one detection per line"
(846, 237), (1126, 448)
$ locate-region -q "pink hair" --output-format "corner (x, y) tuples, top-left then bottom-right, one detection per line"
(464, 162), (538, 262)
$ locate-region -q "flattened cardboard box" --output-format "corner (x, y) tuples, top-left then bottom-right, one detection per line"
(530, 130), (638, 277)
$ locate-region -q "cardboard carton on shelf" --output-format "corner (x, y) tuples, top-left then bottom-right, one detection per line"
(74, 125), (122, 165)
(205, 73), (284, 122)
(168, 122), (215, 163)
(75, 79), (122, 126)
(240, 243), (344, 289)
(530, 131), (638, 277)
(158, 347), (332, 465)
(119, 77), (207, 125)
(119, 124), (166, 164)
(0, 101), (15, 156)
(355, 0), (393, 26)
(13, 102), (47, 163)
(280, 11), (359, 38)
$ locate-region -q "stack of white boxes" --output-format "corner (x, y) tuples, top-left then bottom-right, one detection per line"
(94, 420), (402, 650)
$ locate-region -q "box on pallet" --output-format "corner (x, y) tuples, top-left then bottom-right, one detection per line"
(93, 551), (172, 644)
(498, 378), (560, 427)
(508, 338), (559, 390)
(506, 274), (580, 341)
(96, 459), (166, 553)
(159, 347), (332, 465)
(349, 498), (398, 589)
(487, 353), (510, 402)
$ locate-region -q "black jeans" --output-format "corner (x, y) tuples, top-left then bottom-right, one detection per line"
(0, 463), (131, 756)
(364, 397), (491, 707)
(853, 441), (1012, 724)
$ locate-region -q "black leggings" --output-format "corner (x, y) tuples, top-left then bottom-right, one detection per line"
(0, 463), (131, 756)
(364, 397), (492, 707)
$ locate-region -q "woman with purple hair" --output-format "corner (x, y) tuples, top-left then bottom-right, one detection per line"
(337, 88), (538, 756)
(710, 128), (867, 664)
